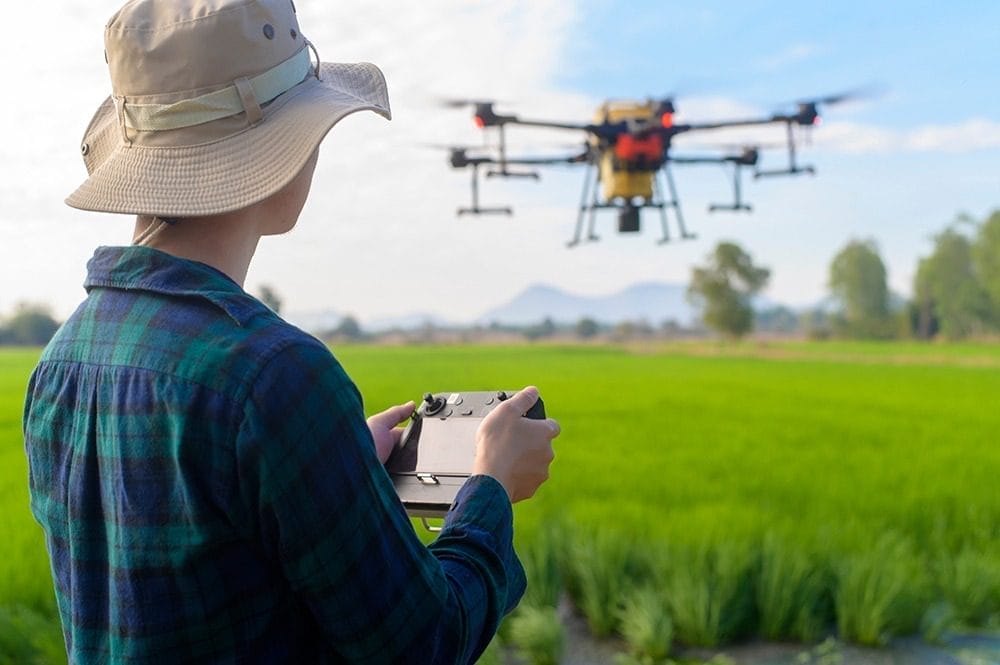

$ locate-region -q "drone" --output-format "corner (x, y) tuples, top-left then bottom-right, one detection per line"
(441, 91), (862, 247)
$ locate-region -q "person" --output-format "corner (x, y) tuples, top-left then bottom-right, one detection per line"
(22, 1), (560, 663)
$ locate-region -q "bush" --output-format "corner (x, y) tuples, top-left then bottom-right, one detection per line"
(507, 605), (565, 665)
(835, 533), (927, 646)
(934, 546), (1000, 627)
(617, 586), (673, 664)
(0, 605), (65, 665)
(565, 529), (637, 637)
(653, 538), (756, 647)
(521, 525), (563, 609)
(756, 532), (831, 642)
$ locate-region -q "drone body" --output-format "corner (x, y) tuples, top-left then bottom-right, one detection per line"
(443, 91), (861, 247)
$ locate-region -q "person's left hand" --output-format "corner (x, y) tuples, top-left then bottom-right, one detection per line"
(367, 401), (415, 464)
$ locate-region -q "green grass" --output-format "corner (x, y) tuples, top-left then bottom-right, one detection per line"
(0, 349), (63, 663)
(3, 341), (1000, 659)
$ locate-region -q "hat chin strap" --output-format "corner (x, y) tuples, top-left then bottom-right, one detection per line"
(118, 46), (314, 133)
(133, 216), (178, 246)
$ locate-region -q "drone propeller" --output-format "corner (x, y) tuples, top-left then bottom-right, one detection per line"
(796, 83), (884, 108)
(437, 97), (499, 109)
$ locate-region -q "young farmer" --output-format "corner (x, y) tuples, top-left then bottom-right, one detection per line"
(22, 1), (559, 662)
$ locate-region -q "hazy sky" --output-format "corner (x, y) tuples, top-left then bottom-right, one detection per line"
(1, 1), (998, 325)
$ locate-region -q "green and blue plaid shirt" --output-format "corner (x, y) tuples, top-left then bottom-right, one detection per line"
(23, 246), (525, 664)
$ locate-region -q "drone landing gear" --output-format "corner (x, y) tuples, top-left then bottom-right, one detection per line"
(567, 163), (697, 247)
(567, 162), (600, 247)
(458, 163), (512, 216)
(754, 121), (816, 179)
(708, 163), (753, 213)
(653, 164), (696, 244)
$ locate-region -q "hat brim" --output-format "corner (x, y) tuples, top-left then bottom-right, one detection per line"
(65, 62), (390, 217)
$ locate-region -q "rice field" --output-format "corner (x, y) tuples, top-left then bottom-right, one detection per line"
(2, 342), (999, 663)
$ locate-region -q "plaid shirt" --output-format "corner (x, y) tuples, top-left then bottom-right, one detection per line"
(24, 246), (525, 664)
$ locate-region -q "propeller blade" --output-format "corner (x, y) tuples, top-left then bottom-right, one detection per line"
(796, 83), (885, 107)
(437, 97), (504, 109)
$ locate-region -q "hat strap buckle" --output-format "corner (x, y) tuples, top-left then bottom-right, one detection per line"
(234, 78), (263, 126)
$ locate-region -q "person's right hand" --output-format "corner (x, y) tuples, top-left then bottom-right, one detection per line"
(471, 386), (560, 503)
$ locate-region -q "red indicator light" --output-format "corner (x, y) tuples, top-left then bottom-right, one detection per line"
(661, 112), (673, 128)
(474, 115), (486, 129)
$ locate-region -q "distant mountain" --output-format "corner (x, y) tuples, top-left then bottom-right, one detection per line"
(477, 282), (697, 326)
(288, 282), (798, 334)
(286, 309), (458, 334)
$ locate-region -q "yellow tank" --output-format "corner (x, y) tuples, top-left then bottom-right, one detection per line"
(592, 101), (658, 202)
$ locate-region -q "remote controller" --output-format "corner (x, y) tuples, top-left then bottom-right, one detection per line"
(386, 390), (546, 518)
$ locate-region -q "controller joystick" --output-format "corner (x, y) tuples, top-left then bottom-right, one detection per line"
(423, 392), (446, 416)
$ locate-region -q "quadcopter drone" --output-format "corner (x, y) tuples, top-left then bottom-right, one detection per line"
(442, 91), (861, 247)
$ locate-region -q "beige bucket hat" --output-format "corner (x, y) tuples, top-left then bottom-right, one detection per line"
(66, 0), (390, 217)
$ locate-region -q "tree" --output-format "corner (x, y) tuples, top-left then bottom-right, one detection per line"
(828, 238), (892, 338)
(914, 226), (991, 339)
(687, 242), (770, 339)
(972, 209), (1000, 319)
(257, 284), (282, 314)
(524, 317), (556, 341)
(1, 303), (60, 345)
(333, 315), (363, 340)
(575, 317), (600, 339)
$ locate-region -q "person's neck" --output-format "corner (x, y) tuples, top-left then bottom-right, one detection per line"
(133, 213), (262, 286)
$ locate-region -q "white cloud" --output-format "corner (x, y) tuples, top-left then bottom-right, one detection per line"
(756, 43), (820, 70)
(0, 0), (596, 322)
(814, 117), (1000, 154)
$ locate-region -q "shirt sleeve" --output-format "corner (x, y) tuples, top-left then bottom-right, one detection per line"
(234, 339), (525, 663)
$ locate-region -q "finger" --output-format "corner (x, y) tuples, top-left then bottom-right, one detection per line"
(502, 386), (540, 416)
(369, 401), (415, 428)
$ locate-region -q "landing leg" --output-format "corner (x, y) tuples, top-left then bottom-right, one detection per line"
(662, 165), (695, 240)
(568, 164), (595, 248)
(586, 169), (602, 242)
(652, 174), (671, 244)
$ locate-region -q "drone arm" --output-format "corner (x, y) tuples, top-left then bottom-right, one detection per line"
(503, 117), (595, 132)
(502, 152), (590, 166)
(673, 115), (793, 134)
(668, 155), (735, 165)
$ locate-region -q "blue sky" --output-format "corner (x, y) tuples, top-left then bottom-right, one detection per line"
(0, 1), (997, 325)
(559, 1), (999, 129)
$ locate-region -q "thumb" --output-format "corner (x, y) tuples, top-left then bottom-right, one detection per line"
(370, 401), (415, 428)
(503, 386), (540, 416)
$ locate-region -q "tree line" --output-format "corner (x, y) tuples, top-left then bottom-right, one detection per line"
(690, 209), (1000, 340)
(0, 304), (60, 346)
(4, 209), (999, 346)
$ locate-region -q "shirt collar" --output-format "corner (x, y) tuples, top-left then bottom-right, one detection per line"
(84, 246), (266, 327)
